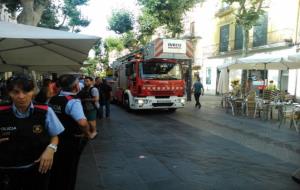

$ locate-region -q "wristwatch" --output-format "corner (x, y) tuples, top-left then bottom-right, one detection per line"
(47, 144), (57, 152)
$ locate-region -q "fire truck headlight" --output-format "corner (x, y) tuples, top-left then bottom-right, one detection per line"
(138, 99), (144, 105)
(180, 98), (185, 104)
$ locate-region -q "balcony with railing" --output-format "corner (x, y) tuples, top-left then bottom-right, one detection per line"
(203, 28), (294, 58)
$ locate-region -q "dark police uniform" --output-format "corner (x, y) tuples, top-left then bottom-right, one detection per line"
(0, 104), (50, 190)
(49, 95), (87, 190)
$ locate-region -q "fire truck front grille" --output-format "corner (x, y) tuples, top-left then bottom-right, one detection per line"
(152, 103), (174, 107)
(151, 91), (175, 96)
(155, 96), (170, 99)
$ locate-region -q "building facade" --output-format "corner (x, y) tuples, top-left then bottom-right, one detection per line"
(184, 0), (300, 97)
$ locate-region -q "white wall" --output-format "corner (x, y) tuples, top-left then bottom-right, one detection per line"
(288, 69), (300, 99)
(296, 70), (300, 99)
(268, 70), (279, 86)
(200, 58), (223, 94)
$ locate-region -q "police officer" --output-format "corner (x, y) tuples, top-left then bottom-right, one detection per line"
(0, 74), (64, 190)
(49, 74), (92, 190)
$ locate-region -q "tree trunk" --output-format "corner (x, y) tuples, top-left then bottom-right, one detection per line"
(242, 28), (249, 57)
(17, 0), (48, 26)
(241, 27), (250, 97)
(171, 32), (176, 38)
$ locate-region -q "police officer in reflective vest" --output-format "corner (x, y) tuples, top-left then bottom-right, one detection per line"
(49, 74), (92, 190)
(0, 74), (64, 190)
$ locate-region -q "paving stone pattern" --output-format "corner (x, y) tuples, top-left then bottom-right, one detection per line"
(76, 96), (300, 190)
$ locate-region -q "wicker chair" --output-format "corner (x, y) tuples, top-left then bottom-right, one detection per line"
(292, 107), (300, 133)
(245, 91), (256, 117)
(254, 90), (278, 119)
(278, 104), (294, 128)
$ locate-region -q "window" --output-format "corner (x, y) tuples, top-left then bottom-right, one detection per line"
(206, 67), (211, 85)
(234, 24), (243, 50)
(253, 14), (268, 47)
(126, 63), (135, 80)
(219, 24), (229, 52)
(140, 61), (182, 80)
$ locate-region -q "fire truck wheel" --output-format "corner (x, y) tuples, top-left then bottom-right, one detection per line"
(123, 95), (131, 111)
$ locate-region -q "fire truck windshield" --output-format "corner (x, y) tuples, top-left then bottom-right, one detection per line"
(140, 62), (182, 80)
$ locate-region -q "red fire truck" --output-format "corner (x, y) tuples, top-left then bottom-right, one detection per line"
(111, 38), (193, 111)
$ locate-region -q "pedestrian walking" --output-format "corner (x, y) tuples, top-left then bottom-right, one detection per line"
(192, 77), (204, 109)
(77, 76), (99, 139)
(94, 77), (102, 119)
(98, 78), (112, 118)
(48, 74), (92, 190)
(0, 74), (64, 190)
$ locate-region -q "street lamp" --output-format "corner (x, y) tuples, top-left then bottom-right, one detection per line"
(182, 34), (201, 101)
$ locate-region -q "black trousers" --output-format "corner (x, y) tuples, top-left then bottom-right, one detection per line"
(0, 164), (50, 190)
(194, 93), (201, 107)
(49, 137), (87, 190)
(98, 100), (110, 118)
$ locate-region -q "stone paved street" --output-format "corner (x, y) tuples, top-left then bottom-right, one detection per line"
(76, 95), (300, 190)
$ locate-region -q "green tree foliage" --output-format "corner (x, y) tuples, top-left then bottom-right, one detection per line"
(59, 0), (90, 32)
(222, 0), (265, 56)
(93, 40), (103, 58)
(122, 31), (139, 50)
(104, 37), (124, 52)
(81, 57), (98, 77)
(94, 39), (109, 67)
(38, 3), (60, 29)
(137, 12), (159, 44)
(137, 0), (202, 37)
(1, 0), (49, 25)
(1, 0), (90, 32)
(108, 9), (134, 34)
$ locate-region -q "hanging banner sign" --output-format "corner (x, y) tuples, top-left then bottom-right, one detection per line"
(163, 39), (187, 54)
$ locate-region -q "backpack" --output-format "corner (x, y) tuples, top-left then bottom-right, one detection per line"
(78, 87), (97, 111)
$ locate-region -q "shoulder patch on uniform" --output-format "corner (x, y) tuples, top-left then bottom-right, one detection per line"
(65, 96), (74, 101)
(34, 105), (48, 111)
(0, 105), (11, 111)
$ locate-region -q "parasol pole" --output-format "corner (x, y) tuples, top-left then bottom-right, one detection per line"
(262, 62), (267, 98)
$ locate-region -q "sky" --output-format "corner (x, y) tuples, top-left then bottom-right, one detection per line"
(80, 0), (139, 38)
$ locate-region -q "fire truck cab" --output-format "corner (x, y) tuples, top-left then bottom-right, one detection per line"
(111, 38), (193, 111)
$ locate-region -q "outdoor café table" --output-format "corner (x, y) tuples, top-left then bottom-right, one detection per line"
(276, 102), (295, 127)
(229, 97), (244, 116)
(254, 98), (271, 120)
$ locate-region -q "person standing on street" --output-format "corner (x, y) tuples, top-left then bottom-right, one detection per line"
(0, 74), (64, 190)
(192, 77), (204, 109)
(48, 74), (92, 190)
(94, 77), (102, 119)
(98, 78), (112, 119)
(78, 76), (99, 139)
(35, 78), (54, 104)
